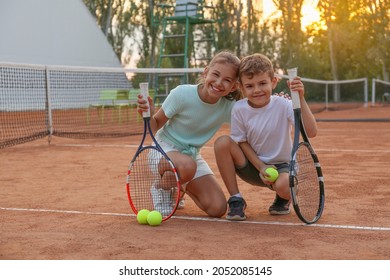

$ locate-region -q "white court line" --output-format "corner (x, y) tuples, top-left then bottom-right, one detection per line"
(55, 144), (390, 153)
(316, 148), (390, 153)
(1, 206), (389, 232)
(55, 144), (212, 149)
(320, 128), (390, 132)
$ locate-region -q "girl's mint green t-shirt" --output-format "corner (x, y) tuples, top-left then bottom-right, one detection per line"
(156, 84), (235, 154)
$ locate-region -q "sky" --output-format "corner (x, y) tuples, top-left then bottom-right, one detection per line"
(262, 0), (321, 30)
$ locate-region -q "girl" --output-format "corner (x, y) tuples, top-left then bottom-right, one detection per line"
(138, 51), (241, 217)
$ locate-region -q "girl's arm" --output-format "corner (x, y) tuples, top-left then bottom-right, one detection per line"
(151, 106), (169, 133)
(137, 95), (169, 134)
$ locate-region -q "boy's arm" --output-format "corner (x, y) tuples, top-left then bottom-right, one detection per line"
(300, 97), (317, 138)
(239, 142), (265, 171)
(239, 142), (275, 185)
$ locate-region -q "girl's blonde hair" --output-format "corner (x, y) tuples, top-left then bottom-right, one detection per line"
(200, 50), (242, 101)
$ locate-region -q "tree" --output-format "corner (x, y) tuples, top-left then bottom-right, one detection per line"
(272, 0), (304, 68)
(82, 0), (389, 96)
(355, 0), (390, 81)
(213, 0), (240, 53)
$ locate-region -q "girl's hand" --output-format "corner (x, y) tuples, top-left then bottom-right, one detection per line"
(273, 91), (291, 100)
(137, 95), (154, 116)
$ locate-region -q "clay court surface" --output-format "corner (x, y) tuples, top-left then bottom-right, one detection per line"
(1, 105), (389, 260)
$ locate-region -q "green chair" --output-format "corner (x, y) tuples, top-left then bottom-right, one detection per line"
(87, 89), (136, 124)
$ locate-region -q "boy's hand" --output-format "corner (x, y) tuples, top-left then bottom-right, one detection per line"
(259, 165), (277, 185)
(288, 76), (305, 97)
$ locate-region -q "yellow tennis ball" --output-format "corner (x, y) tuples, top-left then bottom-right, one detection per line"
(147, 210), (162, 226)
(136, 209), (150, 225)
(265, 167), (279, 182)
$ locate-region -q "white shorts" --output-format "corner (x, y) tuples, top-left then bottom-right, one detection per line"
(152, 137), (214, 180)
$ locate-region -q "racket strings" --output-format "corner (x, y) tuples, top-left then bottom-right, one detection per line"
(294, 144), (321, 220)
(128, 148), (179, 218)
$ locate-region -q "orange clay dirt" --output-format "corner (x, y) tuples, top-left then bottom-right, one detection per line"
(0, 105), (389, 260)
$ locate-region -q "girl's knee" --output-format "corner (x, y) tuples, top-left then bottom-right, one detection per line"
(205, 199), (227, 218)
(178, 166), (196, 183)
(206, 200), (227, 218)
(180, 159), (197, 172)
(176, 159), (197, 183)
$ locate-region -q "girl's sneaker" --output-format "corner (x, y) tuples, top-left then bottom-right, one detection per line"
(150, 185), (173, 216)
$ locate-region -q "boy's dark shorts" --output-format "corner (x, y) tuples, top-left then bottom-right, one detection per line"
(235, 160), (289, 188)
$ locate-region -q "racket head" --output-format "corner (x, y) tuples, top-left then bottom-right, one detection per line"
(289, 142), (325, 224)
(126, 146), (181, 221)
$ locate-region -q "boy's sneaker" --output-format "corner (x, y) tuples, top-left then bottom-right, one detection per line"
(226, 196), (247, 221)
(150, 185), (173, 216)
(268, 194), (291, 215)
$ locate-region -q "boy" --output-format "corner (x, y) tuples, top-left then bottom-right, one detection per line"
(214, 53), (317, 221)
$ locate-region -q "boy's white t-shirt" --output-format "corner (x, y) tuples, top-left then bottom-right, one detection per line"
(231, 95), (294, 164)
(157, 84), (235, 155)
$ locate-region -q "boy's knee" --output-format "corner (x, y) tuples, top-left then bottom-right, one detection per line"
(214, 135), (232, 152)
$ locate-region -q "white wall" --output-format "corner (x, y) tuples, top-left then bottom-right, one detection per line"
(0, 0), (121, 67)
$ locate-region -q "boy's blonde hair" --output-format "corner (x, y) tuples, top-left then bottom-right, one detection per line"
(239, 53), (274, 82)
(201, 50), (242, 101)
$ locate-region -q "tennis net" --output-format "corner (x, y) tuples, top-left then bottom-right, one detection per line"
(0, 63), (203, 149)
(2, 62), (388, 149)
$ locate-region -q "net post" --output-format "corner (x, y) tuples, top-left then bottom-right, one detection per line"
(325, 83), (329, 111)
(371, 78), (376, 107)
(364, 78), (368, 108)
(45, 67), (53, 144)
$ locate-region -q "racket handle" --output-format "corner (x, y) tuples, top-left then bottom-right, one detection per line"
(287, 67), (301, 109)
(139, 82), (150, 118)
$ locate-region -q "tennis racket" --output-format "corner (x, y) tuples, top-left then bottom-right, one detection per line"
(126, 82), (181, 221)
(288, 68), (325, 224)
